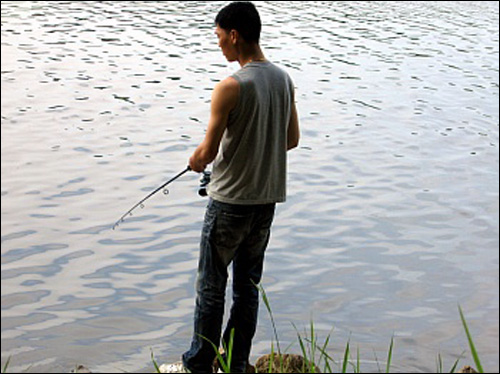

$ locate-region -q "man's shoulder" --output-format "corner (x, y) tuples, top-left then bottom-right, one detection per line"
(215, 76), (240, 94)
(212, 76), (240, 111)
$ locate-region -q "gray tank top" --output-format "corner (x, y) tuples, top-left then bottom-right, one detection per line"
(208, 61), (294, 205)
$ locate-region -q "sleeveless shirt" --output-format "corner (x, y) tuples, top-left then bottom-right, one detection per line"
(208, 61), (294, 205)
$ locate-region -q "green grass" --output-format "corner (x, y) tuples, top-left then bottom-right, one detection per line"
(161, 293), (484, 374)
(255, 279), (398, 374)
(459, 305), (484, 373)
(254, 281), (282, 358)
(1, 357), (11, 374)
(199, 328), (235, 373)
(247, 284), (483, 374)
(0, 298), (485, 374)
(151, 349), (161, 374)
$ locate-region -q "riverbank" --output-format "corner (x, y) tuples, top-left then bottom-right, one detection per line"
(65, 359), (478, 373)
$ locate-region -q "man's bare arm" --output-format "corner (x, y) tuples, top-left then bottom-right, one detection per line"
(189, 77), (239, 172)
(287, 101), (300, 151)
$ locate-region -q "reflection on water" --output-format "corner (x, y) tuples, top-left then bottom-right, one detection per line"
(1, 1), (499, 372)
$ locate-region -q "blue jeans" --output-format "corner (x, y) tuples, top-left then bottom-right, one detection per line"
(183, 199), (276, 373)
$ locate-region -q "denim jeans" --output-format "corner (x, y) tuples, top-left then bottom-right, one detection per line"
(183, 199), (276, 373)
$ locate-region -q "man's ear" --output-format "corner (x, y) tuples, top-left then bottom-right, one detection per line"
(229, 29), (240, 45)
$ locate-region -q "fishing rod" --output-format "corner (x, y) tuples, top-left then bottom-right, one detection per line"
(113, 166), (192, 230)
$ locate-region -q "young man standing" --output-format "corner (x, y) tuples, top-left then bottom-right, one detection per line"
(182, 2), (300, 373)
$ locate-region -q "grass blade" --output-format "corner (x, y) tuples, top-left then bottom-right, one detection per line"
(309, 319), (317, 373)
(268, 341), (275, 373)
(341, 340), (350, 373)
(356, 346), (360, 374)
(255, 282), (282, 357)
(293, 323), (309, 373)
(449, 352), (465, 374)
(319, 329), (334, 373)
(2, 356), (12, 374)
(437, 353), (443, 373)
(459, 305), (484, 373)
(198, 334), (230, 373)
(221, 328), (235, 373)
(315, 343), (335, 373)
(386, 336), (394, 373)
(373, 348), (382, 373)
(150, 349), (161, 374)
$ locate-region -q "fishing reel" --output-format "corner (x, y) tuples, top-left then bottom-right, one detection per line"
(199, 171), (212, 197)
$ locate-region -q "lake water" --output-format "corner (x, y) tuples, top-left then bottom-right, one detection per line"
(1, 1), (499, 372)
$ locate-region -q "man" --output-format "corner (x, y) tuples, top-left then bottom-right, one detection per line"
(182, 2), (300, 373)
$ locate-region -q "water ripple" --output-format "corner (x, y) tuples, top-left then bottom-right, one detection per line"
(1, 1), (498, 373)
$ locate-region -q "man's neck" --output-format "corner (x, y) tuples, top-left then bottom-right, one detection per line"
(238, 44), (266, 67)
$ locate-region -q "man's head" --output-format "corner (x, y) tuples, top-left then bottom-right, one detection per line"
(215, 2), (262, 45)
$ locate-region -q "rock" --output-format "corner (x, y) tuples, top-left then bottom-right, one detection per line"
(70, 365), (92, 373)
(159, 362), (187, 373)
(458, 366), (478, 373)
(255, 354), (320, 373)
(161, 359), (254, 373)
(212, 353), (256, 373)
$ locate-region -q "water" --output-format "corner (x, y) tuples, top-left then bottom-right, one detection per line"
(1, 1), (498, 372)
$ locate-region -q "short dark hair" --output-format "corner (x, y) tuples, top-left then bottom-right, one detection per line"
(215, 2), (262, 44)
